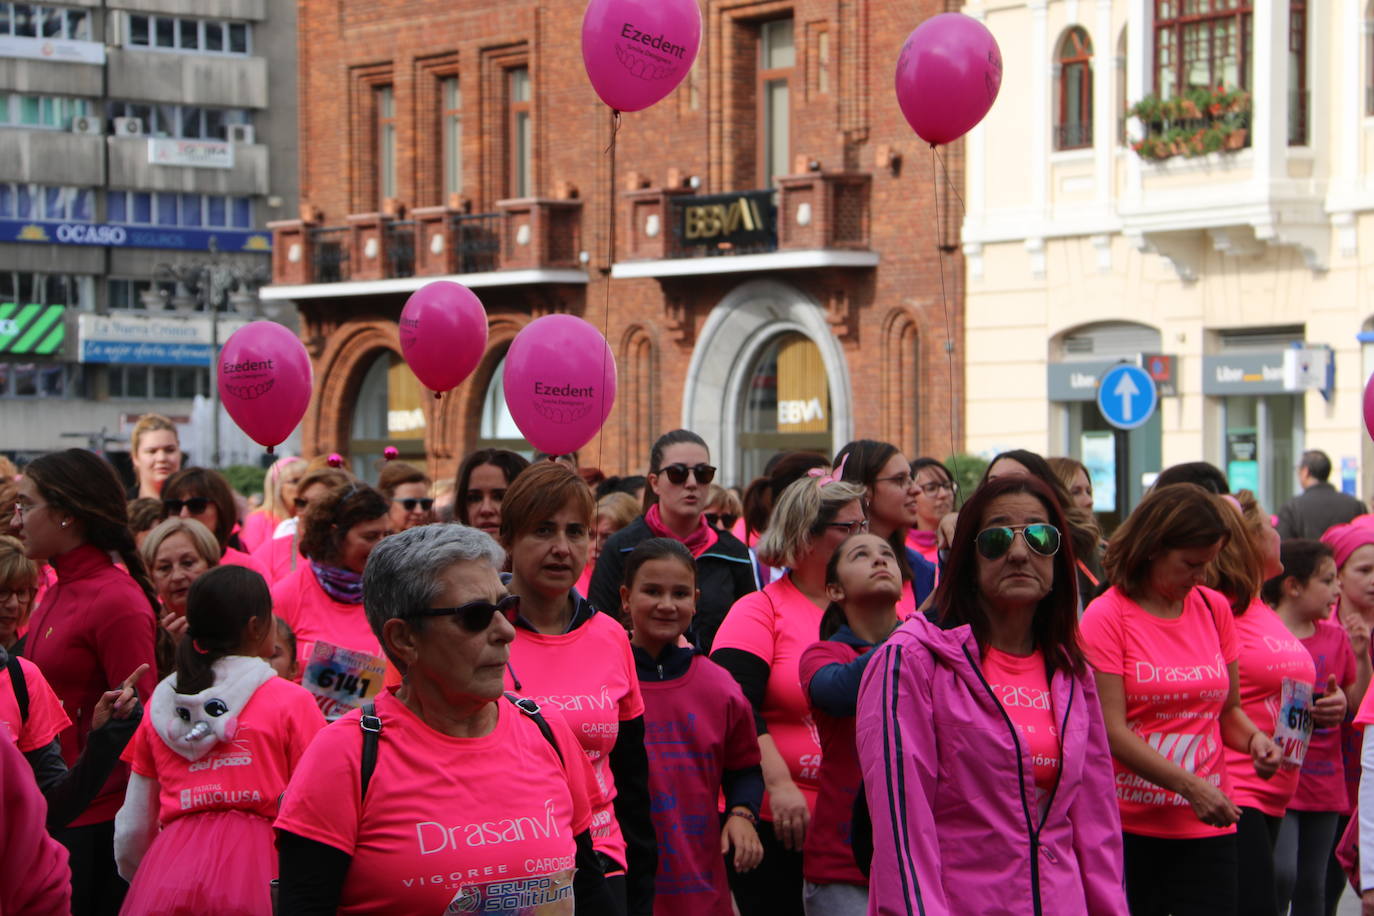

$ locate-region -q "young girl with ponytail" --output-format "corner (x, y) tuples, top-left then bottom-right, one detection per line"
(114, 565), (324, 914)
(11, 448), (160, 916)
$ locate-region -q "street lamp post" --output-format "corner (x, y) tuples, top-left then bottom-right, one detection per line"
(149, 239), (270, 467)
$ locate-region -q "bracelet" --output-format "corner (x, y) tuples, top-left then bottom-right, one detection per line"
(728, 808), (758, 825)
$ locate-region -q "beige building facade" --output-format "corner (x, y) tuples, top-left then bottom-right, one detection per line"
(962, 0), (1374, 525)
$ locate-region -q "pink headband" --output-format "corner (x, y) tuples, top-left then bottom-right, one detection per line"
(807, 455), (849, 488)
(1320, 520), (1374, 569)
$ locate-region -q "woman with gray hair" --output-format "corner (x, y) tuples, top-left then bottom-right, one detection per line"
(274, 524), (616, 914)
(710, 474), (868, 916)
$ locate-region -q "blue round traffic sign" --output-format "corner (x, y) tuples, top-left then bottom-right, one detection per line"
(1096, 364), (1158, 431)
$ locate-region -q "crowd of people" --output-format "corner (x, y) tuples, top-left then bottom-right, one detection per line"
(5, 415), (1374, 916)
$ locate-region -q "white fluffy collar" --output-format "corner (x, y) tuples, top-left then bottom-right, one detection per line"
(149, 656), (276, 761)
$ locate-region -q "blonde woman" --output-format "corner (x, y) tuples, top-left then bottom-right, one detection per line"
(239, 456), (306, 553)
(128, 414), (181, 500)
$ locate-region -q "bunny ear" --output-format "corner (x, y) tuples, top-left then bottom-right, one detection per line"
(807, 454), (849, 489)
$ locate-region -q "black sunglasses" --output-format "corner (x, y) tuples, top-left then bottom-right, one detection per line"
(705, 512), (738, 528)
(660, 463), (716, 486)
(163, 497), (211, 516)
(405, 594), (521, 632)
(974, 524), (1061, 560)
(394, 498), (435, 512)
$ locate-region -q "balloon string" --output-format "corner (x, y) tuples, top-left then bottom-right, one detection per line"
(932, 145), (968, 220)
(597, 108), (620, 476)
(930, 144), (960, 483)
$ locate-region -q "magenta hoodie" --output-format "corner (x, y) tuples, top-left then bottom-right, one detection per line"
(856, 615), (1127, 916)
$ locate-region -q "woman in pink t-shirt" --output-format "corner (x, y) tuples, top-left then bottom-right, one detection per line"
(499, 461), (656, 916)
(453, 448), (530, 541)
(1267, 539), (1365, 916)
(270, 483), (391, 674)
(239, 455), (305, 554)
(114, 565), (325, 914)
(799, 532), (903, 914)
(160, 467), (268, 577)
(905, 458), (957, 566)
(1081, 483), (1281, 915)
(250, 465), (352, 585)
(275, 524), (617, 914)
(712, 474), (867, 916)
(1210, 492), (1327, 915)
(140, 517), (219, 677)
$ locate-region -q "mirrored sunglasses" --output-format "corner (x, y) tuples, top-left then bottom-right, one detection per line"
(974, 524), (1061, 560)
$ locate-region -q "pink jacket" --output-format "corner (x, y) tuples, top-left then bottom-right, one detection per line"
(0, 733), (70, 915)
(856, 615), (1127, 916)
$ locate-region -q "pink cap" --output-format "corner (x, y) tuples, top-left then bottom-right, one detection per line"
(1320, 519), (1374, 569)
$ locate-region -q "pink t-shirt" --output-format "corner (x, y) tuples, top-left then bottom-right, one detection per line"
(640, 655), (760, 916)
(1293, 620), (1357, 811)
(712, 576), (824, 816)
(1079, 585), (1239, 839)
(122, 676), (325, 825)
(1223, 601), (1316, 816)
(504, 613), (644, 871)
(982, 647), (1061, 806)
(798, 640), (868, 887)
(0, 657), (71, 752)
(275, 690), (595, 915)
(238, 511), (280, 555)
(270, 564), (381, 672)
(221, 546), (269, 579)
(252, 532), (303, 586)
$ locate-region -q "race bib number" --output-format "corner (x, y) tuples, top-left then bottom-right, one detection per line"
(1274, 677), (1315, 768)
(443, 870), (574, 914)
(303, 642), (386, 721)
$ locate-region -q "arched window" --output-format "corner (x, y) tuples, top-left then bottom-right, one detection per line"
(1056, 28), (1094, 150)
(349, 350), (426, 479)
(737, 332), (832, 482)
(476, 354), (530, 454)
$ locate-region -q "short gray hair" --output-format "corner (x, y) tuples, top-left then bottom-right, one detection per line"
(362, 525), (506, 663)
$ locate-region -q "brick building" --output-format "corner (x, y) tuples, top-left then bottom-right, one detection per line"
(264, 0), (963, 485)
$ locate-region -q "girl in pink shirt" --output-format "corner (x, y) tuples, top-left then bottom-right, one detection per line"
(625, 538), (763, 916)
(1267, 539), (1365, 916)
(712, 474), (867, 916)
(499, 462), (656, 916)
(799, 532), (903, 914)
(1210, 493), (1327, 915)
(114, 565), (325, 915)
(1081, 483), (1280, 915)
(238, 456), (305, 554)
(270, 483), (391, 676)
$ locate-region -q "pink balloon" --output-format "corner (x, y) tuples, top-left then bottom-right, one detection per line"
(399, 281), (488, 395)
(1364, 373), (1374, 444)
(217, 321), (312, 450)
(895, 13), (1003, 146)
(503, 315), (617, 455)
(582, 0), (701, 113)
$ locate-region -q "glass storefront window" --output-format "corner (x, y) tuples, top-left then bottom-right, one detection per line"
(737, 332), (831, 483)
(477, 356), (530, 454)
(349, 351), (427, 480)
(1223, 394), (1300, 511)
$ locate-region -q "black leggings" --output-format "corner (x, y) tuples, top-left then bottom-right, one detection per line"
(727, 818), (804, 916)
(1275, 809), (1341, 916)
(1235, 807), (1282, 916)
(54, 820), (127, 916)
(1123, 831), (1238, 916)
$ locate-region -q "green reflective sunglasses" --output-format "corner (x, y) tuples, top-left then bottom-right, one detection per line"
(974, 523), (1061, 560)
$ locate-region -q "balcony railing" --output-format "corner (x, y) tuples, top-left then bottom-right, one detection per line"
(666, 190), (778, 259)
(269, 199), (582, 286)
(1054, 122), (1094, 151)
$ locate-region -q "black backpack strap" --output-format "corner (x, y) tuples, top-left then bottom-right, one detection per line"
(6, 654), (28, 725)
(358, 702), (382, 803)
(504, 692), (563, 765)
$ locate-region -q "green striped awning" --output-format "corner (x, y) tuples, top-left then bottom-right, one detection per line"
(0, 303), (65, 355)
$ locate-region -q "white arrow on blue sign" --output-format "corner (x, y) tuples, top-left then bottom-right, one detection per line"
(1096, 364), (1158, 430)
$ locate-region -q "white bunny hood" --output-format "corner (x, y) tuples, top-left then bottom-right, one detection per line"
(149, 655), (276, 762)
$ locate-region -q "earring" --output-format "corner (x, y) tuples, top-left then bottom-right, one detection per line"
(60, 519), (70, 529)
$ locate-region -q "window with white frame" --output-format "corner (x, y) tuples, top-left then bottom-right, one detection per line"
(106, 278), (153, 310)
(0, 4), (92, 41)
(127, 13), (250, 56)
(0, 94), (89, 130)
(106, 191), (254, 229)
(0, 183), (93, 221)
(0, 270), (87, 307)
(106, 102), (251, 141)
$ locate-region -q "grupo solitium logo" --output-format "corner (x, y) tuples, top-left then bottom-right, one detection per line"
(530, 380), (595, 425)
(221, 356), (276, 400)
